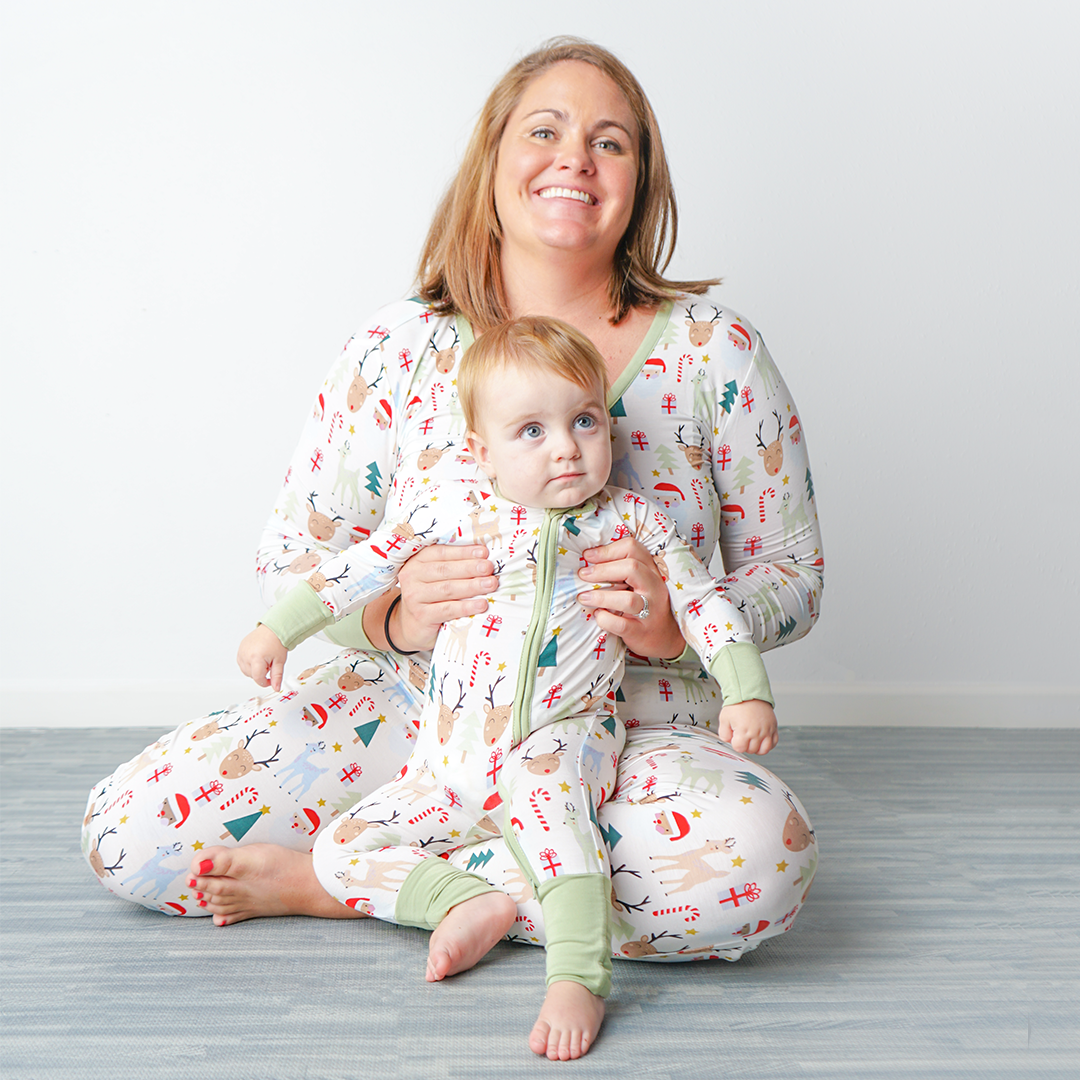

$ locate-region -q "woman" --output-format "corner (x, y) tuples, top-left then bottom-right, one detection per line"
(84, 33), (822, 1000)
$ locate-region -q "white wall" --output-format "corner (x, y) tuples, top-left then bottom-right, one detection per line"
(2, 0), (1078, 728)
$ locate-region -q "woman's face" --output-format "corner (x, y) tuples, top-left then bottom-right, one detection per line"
(494, 61), (639, 271)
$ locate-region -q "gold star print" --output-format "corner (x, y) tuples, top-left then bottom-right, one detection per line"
(497, 662), (506, 672)
(378, 715), (386, 723)
(702, 353), (710, 364)
(119, 815), (128, 825)
(559, 781), (571, 793)
(192, 840), (204, 851)
(350, 858), (359, 866)
(725, 622), (733, 630)
(317, 799), (326, 807)
(533, 527), (540, 535)
(443, 756), (449, 766)
(559, 547), (568, 556)
(623, 513), (631, 521)
(450, 829), (460, 838)
(260, 805), (271, 815)
(740, 796), (753, 805)
(652, 469), (660, 477)
(722, 491), (730, 500)
(179, 894), (189, 901)
(776, 861), (789, 873)
(183, 747), (191, 754)
(269, 720), (278, 727)
(782, 475), (790, 486)
(674, 582), (683, 590)
(348, 425), (355, 435)
(691, 809), (702, 818)
(333, 743), (342, 752)
(422, 476), (431, 484)
(731, 856), (745, 867)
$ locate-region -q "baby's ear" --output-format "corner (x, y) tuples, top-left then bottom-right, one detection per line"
(465, 430), (497, 480)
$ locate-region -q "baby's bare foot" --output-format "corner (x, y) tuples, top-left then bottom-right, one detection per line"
(529, 981), (605, 1060)
(187, 844), (366, 926)
(425, 891), (516, 982)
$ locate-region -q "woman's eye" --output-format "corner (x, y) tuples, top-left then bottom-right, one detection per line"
(574, 414), (596, 430)
(530, 127), (555, 140)
(593, 138), (621, 152)
(522, 424), (543, 439)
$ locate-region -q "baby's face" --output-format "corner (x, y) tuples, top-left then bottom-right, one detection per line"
(466, 366), (611, 509)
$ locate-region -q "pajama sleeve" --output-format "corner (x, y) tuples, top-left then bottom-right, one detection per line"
(259, 483), (471, 650)
(711, 335), (824, 652)
(251, 302), (433, 644)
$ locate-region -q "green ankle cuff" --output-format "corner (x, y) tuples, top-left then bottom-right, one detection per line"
(537, 874), (613, 998)
(394, 857), (496, 931)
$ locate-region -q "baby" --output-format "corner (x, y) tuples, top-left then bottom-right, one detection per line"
(237, 316), (777, 1060)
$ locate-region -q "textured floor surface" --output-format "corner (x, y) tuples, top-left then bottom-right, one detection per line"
(2, 725), (1077, 1080)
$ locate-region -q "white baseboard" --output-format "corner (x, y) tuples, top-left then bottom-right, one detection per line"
(1, 681), (1078, 729)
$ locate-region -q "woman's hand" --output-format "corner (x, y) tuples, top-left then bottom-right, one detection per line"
(576, 537), (686, 660)
(366, 544), (497, 653)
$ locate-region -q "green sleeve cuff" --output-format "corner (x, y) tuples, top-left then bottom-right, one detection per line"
(260, 581), (335, 650)
(322, 607), (377, 651)
(707, 641), (774, 706)
(536, 874), (613, 998)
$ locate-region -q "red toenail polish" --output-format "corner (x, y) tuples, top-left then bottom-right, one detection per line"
(198, 859), (213, 875)
(198, 900), (207, 907)
(188, 878), (197, 888)
(196, 892), (204, 900)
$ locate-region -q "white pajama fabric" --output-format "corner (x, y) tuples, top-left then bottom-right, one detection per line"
(83, 295), (823, 961)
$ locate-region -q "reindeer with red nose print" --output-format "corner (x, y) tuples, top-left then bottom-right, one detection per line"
(428, 327), (460, 374)
(482, 676), (512, 747)
(345, 346), (385, 414)
(306, 494), (343, 542)
(756, 410), (785, 478)
(218, 729), (283, 780)
(684, 304), (723, 347)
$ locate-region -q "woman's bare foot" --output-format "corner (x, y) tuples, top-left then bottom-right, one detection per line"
(529, 981), (606, 1061)
(187, 844), (366, 926)
(425, 890), (516, 982)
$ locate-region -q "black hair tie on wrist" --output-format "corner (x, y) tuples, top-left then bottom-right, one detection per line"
(384, 594), (419, 655)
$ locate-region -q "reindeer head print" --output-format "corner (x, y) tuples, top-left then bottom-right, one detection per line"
(523, 738), (568, 776)
(756, 411), (785, 477)
(219, 730), (283, 780)
(429, 328), (460, 374)
(346, 347), (385, 414)
(436, 676), (467, 746)
(482, 676), (512, 746)
(306, 494), (343, 542)
(782, 791), (815, 853)
(684, 304), (723, 347)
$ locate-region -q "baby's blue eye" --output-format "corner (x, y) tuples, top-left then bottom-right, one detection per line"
(522, 423), (543, 440)
(574, 414), (596, 430)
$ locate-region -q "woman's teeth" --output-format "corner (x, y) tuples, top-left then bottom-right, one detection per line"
(539, 188), (594, 204)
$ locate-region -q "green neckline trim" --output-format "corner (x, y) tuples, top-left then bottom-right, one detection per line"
(607, 301), (672, 406)
(454, 302), (672, 410)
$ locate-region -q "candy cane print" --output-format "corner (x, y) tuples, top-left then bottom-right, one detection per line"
(703, 623), (719, 647)
(407, 805), (450, 826)
(327, 410), (344, 443)
(104, 790), (134, 815)
(691, 478), (705, 509)
(514, 914), (535, 932)
(530, 788), (552, 831)
(677, 353), (689, 383)
(651, 904), (701, 923)
(219, 786), (259, 811)
(348, 697), (375, 718)
(759, 487), (776, 522)
(430, 383), (444, 409)
(470, 651), (492, 687)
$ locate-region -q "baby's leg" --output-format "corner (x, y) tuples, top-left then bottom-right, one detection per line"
(501, 716), (623, 1058)
(311, 758), (514, 980)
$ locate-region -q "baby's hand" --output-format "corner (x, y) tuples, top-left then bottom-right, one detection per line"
(237, 624), (288, 692)
(718, 699), (778, 755)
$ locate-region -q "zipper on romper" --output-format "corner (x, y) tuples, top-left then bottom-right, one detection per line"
(511, 508), (560, 746)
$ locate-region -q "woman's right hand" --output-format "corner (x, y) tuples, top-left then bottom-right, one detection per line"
(368, 544), (497, 653)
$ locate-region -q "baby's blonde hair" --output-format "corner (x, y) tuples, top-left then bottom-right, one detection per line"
(459, 317), (611, 434)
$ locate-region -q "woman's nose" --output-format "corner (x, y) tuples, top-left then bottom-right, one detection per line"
(557, 134), (595, 174)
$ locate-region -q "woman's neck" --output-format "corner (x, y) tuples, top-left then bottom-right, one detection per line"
(501, 247), (615, 326)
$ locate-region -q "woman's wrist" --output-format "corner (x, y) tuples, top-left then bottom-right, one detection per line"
(361, 589), (397, 652)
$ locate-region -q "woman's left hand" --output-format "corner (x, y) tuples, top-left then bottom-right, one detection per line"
(576, 537), (686, 660)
